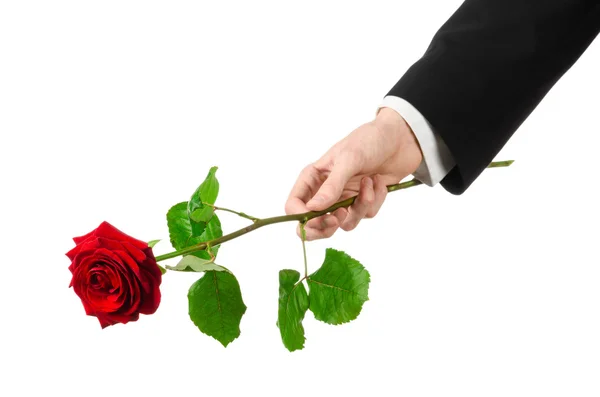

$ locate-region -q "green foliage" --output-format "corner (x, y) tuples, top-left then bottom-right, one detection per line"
(189, 217), (206, 237)
(188, 270), (246, 347)
(166, 255), (226, 272)
(192, 166), (219, 206)
(162, 166), (372, 350)
(187, 166), (220, 234)
(277, 270), (309, 352)
(307, 248), (370, 325)
(166, 202), (223, 260)
(147, 239), (160, 248)
(190, 206), (214, 223)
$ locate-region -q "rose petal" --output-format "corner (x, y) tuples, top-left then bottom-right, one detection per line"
(93, 249), (141, 312)
(122, 241), (146, 263)
(142, 247), (163, 280)
(93, 237), (126, 252)
(67, 221), (161, 327)
(73, 255), (126, 314)
(112, 249), (141, 277)
(66, 245), (82, 261)
(67, 238), (104, 269)
(96, 313), (116, 329)
(72, 228), (98, 245)
(97, 311), (140, 328)
(137, 273), (161, 315)
(94, 221), (147, 250)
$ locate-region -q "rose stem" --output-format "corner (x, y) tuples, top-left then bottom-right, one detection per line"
(154, 160), (514, 262)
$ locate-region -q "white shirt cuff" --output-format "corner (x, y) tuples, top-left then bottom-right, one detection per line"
(377, 95), (455, 186)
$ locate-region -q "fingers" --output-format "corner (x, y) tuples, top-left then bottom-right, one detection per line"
(285, 163), (345, 240)
(340, 177), (373, 231)
(339, 175), (387, 231)
(301, 207), (348, 240)
(298, 214), (340, 241)
(366, 174), (388, 218)
(285, 196), (309, 217)
(285, 165), (320, 215)
(306, 153), (361, 211)
(305, 207), (348, 229)
(295, 175), (388, 240)
(285, 155), (386, 240)
(332, 207), (349, 224)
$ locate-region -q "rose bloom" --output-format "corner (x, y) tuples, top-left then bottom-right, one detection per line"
(66, 221), (162, 328)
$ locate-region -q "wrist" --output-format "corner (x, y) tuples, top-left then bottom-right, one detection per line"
(373, 107), (423, 166)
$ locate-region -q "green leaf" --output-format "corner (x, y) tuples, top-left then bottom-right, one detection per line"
(277, 269), (309, 352)
(167, 202), (223, 260)
(188, 270), (246, 347)
(198, 166), (220, 205)
(148, 239), (160, 248)
(166, 255), (227, 272)
(187, 167), (220, 238)
(188, 166), (219, 217)
(158, 264), (167, 275)
(190, 218), (206, 237)
(307, 248), (370, 325)
(195, 214), (222, 260)
(190, 206), (214, 223)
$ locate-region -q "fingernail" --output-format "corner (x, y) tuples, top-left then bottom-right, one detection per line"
(308, 195), (324, 206)
(364, 177), (373, 187)
(335, 209), (348, 224)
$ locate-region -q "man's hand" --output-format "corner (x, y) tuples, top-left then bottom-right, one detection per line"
(284, 108), (424, 240)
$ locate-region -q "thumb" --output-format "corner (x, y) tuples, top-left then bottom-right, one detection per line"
(307, 155), (359, 211)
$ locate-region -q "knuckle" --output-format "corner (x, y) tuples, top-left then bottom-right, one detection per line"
(301, 164), (314, 175)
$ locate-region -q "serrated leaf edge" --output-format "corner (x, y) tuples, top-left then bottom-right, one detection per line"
(188, 270), (246, 348)
(306, 248), (371, 326)
(279, 278), (309, 351)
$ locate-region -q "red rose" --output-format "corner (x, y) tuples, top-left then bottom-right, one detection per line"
(66, 221), (162, 328)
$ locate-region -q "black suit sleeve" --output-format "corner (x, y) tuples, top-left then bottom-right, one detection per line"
(387, 0), (600, 194)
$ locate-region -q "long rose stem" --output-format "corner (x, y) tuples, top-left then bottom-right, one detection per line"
(154, 160), (514, 262)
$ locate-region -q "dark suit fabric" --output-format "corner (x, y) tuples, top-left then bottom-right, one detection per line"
(388, 0), (600, 194)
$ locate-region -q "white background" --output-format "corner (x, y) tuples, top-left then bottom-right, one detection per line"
(1, 1), (599, 396)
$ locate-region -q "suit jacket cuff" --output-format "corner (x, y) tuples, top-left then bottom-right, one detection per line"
(378, 95), (455, 186)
